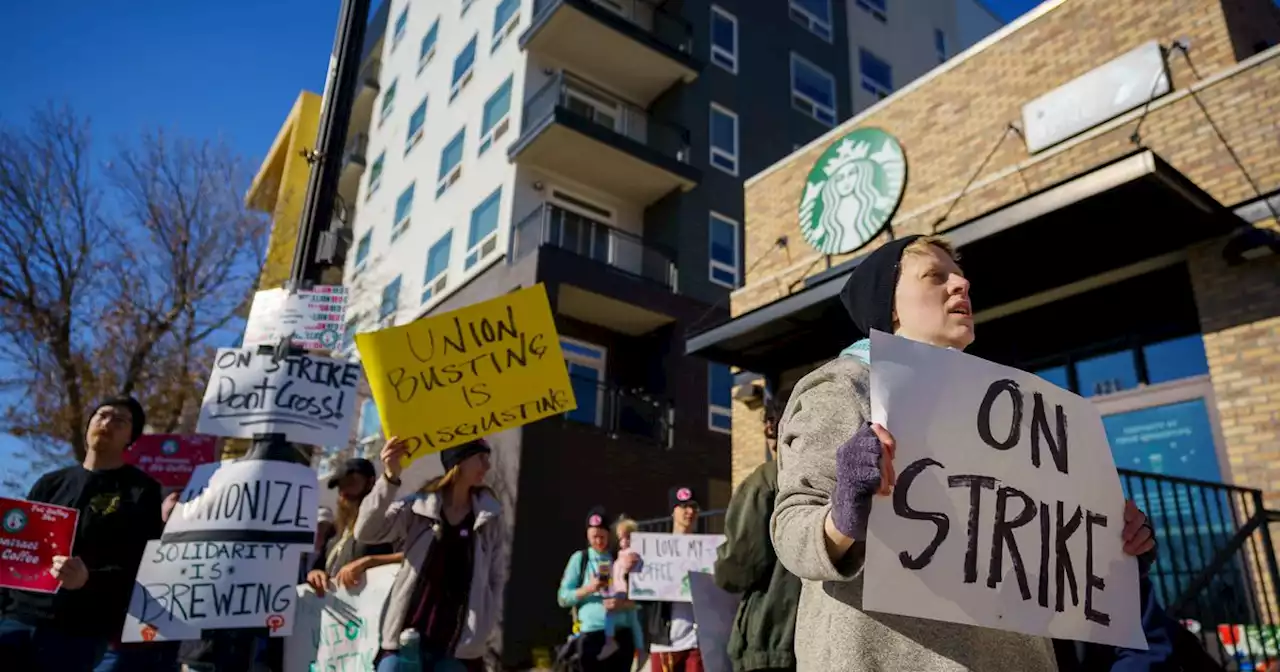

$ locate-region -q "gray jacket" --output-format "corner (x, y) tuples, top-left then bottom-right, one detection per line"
(770, 356), (1058, 671)
(354, 475), (505, 658)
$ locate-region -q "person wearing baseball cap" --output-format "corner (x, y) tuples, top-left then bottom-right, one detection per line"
(306, 458), (402, 598)
(644, 485), (704, 672)
(0, 396), (163, 671)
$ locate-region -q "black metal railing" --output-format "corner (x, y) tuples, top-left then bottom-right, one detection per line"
(1117, 468), (1280, 668)
(511, 203), (676, 290)
(343, 132), (369, 169)
(531, 0), (694, 56)
(559, 374), (672, 446)
(519, 71), (692, 166)
(636, 509), (726, 535)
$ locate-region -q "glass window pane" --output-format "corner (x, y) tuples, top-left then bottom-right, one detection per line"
(421, 22), (439, 57)
(370, 153), (384, 183)
(355, 232), (371, 265)
(794, 0), (829, 19)
(1143, 335), (1209, 385)
(1076, 350), (1139, 397)
(359, 399), (382, 439)
(452, 37), (478, 85)
(710, 411), (732, 431)
(711, 109), (736, 153)
(860, 49), (892, 89)
(711, 267), (736, 286)
(408, 100), (427, 136)
(482, 78), (513, 135)
(794, 59), (834, 107)
(395, 184), (415, 222)
(426, 231), (452, 280)
(709, 363), (733, 407)
(711, 11), (734, 51)
(1034, 366), (1069, 391)
(380, 276), (401, 319)
(440, 130), (465, 178)
(494, 0), (519, 32)
(469, 189), (502, 247)
(710, 215), (735, 265)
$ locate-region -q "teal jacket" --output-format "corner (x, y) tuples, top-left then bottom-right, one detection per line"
(558, 548), (645, 650)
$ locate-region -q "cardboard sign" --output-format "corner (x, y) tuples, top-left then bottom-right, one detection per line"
(121, 539), (304, 642)
(126, 435), (217, 488)
(195, 348), (359, 447)
(0, 498), (78, 594)
(356, 284), (577, 460)
(688, 571), (741, 672)
(283, 565), (398, 671)
(628, 533), (725, 602)
(863, 331), (1145, 649)
(165, 460), (318, 545)
(244, 286), (349, 352)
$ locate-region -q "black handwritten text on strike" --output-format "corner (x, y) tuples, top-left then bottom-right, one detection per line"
(211, 351), (359, 428)
(976, 379), (1070, 475)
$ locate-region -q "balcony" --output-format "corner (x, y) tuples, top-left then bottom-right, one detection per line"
(560, 374), (672, 446)
(337, 133), (369, 204)
(513, 202), (676, 289)
(350, 60), (381, 130)
(508, 72), (699, 205)
(520, 0), (698, 106)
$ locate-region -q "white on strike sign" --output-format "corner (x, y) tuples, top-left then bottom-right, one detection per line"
(628, 533), (724, 603)
(863, 331), (1145, 649)
(195, 347), (359, 447)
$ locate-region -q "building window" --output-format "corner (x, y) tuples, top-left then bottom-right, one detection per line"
(419, 20), (439, 73)
(562, 337), (607, 427)
(467, 188), (502, 269)
(935, 28), (948, 63)
(789, 0), (832, 42)
(380, 78), (398, 125)
(422, 231), (452, 303)
(709, 104), (739, 176)
(354, 230), (372, 273)
(790, 53), (837, 126)
(1035, 366), (1070, 391)
(367, 151), (385, 197)
(708, 212), (740, 288)
(461, 0), (475, 16)
(1077, 350), (1140, 398)
(479, 76), (513, 155)
(341, 313), (363, 354)
(392, 5), (408, 50)
(708, 363), (733, 433)
(392, 183), (415, 241)
(405, 97), (427, 154)
(358, 398), (382, 445)
(1142, 335), (1209, 385)
(856, 0), (887, 22)
(492, 0), (521, 51)
(451, 36), (478, 101)
(859, 48), (893, 99)
(710, 6), (738, 74)
(379, 276), (402, 324)
(437, 129), (465, 198)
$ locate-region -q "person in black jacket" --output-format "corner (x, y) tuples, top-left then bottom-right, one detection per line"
(0, 396), (163, 672)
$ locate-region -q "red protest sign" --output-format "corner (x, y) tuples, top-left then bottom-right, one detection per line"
(125, 434), (217, 488)
(0, 498), (78, 594)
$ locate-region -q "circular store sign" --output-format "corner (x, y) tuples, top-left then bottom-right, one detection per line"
(797, 127), (907, 255)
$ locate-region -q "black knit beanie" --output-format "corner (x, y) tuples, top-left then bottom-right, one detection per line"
(839, 234), (923, 339)
(440, 438), (491, 472)
(88, 396), (146, 446)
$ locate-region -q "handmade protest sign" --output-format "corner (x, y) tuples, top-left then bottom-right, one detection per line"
(688, 571), (741, 672)
(0, 498), (78, 594)
(165, 460), (319, 544)
(195, 348), (359, 447)
(356, 284), (577, 461)
(125, 434), (217, 488)
(628, 533), (725, 602)
(862, 330), (1145, 649)
(244, 285), (349, 353)
(283, 565), (398, 672)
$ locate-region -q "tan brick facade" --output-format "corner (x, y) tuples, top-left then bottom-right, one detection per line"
(730, 0), (1280, 488)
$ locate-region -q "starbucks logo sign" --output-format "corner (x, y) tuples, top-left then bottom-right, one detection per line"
(798, 128), (907, 255)
(3, 508), (27, 534)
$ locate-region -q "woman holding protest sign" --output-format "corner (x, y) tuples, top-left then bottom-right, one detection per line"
(771, 235), (1161, 671)
(355, 437), (504, 672)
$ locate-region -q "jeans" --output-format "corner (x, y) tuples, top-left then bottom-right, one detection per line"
(374, 649), (485, 672)
(0, 618), (110, 672)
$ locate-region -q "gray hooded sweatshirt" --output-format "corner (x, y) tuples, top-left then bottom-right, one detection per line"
(770, 356), (1059, 671)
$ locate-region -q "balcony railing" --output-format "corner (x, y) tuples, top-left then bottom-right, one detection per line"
(343, 132), (369, 169)
(559, 374), (672, 446)
(511, 202), (677, 290)
(531, 0), (694, 56)
(519, 71), (692, 166)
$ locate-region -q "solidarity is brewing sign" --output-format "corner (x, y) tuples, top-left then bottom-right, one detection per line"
(356, 284), (577, 461)
(195, 348), (360, 447)
(863, 331), (1145, 649)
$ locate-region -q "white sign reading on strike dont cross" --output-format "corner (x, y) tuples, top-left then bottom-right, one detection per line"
(628, 533), (724, 603)
(195, 347), (359, 447)
(863, 331), (1145, 649)
(166, 460), (318, 543)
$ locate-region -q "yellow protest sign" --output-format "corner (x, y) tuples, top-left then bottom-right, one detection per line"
(355, 284), (577, 461)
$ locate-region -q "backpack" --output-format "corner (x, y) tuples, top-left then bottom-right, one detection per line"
(552, 550), (593, 672)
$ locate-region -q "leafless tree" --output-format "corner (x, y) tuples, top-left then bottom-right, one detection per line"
(0, 105), (268, 470)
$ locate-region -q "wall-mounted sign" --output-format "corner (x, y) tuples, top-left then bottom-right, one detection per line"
(1022, 40), (1170, 154)
(243, 286), (348, 353)
(798, 127), (907, 255)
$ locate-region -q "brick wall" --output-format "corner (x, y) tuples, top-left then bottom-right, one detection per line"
(731, 0), (1280, 489)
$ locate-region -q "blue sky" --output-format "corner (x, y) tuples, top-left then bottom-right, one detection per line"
(0, 0), (1044, 495)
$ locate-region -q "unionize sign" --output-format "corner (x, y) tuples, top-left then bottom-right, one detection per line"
(356, 284), (577, 461)
(243, 286), (348, 352)
(165, 460), (318, 544)
(195, 348), (359, 447)
(628, 532), (725, 603)
(797, 127), (907, 255)
(0, 498), (78, 594)
(862, 331), (1145, 650)
(125, 434), (217, 488)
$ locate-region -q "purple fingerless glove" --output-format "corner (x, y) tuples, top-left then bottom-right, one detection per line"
(831, 422), (884, 540)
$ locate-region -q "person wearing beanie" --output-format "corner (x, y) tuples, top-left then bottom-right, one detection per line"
(645, 485), (705, 672)
(355, 437), (503, 672)
(0, 396), (163, 671)
(555, 506), (641, 671)
(305, 458), (402, 598)
(770, 235), (1161, 671)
